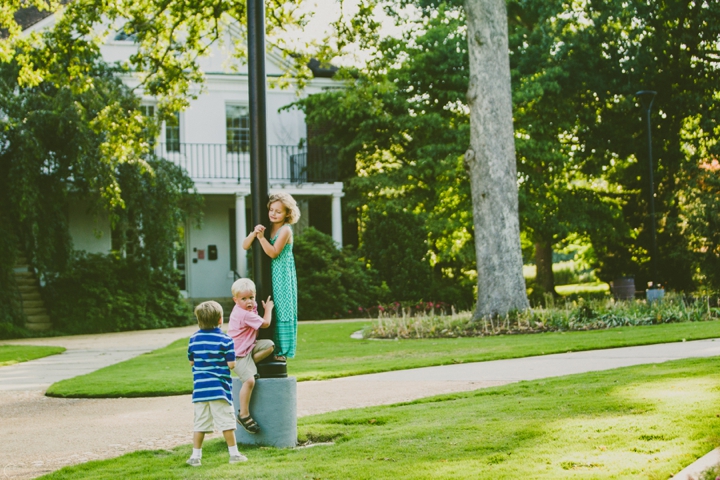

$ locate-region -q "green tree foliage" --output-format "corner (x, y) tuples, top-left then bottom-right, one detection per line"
(43, 158), (200, 333)
(508, 0), (626, 295)
(294, 227), (384, 320)
(2, 0), (314, 112)
(362, 206), (431, 302)
(0, 36), (200, 334)
(0, 59), (142, 276)
(0, 222), (24, 338)
(293, 5), (475, 309)
(44, 252), (191, 334)
(301, 0), (720, 299)
(510, 0), (720, 290)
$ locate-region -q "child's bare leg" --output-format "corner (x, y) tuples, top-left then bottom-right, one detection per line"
(238, 376), (255, 418)
(222, 429), (237, 447)
(192, 432), (205, 449)
(253, 345), (274, 364)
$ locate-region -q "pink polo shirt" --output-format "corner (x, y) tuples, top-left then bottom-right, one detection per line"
(227, 304), (264, 357)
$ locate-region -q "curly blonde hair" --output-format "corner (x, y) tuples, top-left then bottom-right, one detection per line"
(231, 278), (256, 298)
(267, 192), (300, 225)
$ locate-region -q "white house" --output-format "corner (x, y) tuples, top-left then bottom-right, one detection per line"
(25, 13), (344, 302)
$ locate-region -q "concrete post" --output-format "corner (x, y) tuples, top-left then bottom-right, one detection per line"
(232, 377), (297, 448)
(235, 193), (247, 277)
(331, 193), (343, 247)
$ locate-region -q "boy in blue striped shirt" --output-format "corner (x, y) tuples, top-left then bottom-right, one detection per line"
(186, 301), (247, 466)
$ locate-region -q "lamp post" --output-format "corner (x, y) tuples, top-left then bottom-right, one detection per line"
(248, 0), (274, 338)
(635, 90), (659, 290)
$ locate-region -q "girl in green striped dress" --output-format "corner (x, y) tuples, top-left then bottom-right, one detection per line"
(248, 192), (300, 361)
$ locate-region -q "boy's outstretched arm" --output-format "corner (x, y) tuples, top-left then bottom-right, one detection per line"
(260, 296), (274, 328)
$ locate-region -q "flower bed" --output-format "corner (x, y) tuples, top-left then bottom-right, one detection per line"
(362, 293), (720, 339)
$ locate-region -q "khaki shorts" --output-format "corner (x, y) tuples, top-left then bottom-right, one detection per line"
(193, 400), (236, 433)
(233, 339), (274, 382)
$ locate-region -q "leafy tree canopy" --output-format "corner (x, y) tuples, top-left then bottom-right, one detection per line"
(292, 4), (475, 307)
(298, 0), (720, 296)
(2, 0), (347, 114)
(0, 30), (200, 332)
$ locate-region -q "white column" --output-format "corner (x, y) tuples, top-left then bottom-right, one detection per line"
(331, 193), (343, 248)
(235, 193), (247, 278)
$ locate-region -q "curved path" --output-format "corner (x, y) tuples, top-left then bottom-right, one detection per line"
(1, 329), (719, 479)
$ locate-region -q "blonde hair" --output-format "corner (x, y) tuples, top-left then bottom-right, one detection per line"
(194, 301), (223, 329)
(268, 192), (300, 225)
(231, 278), (256, 298)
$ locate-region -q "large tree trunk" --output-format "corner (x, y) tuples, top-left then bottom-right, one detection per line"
(464, 0), (529, 317)
(534, 241), (557, 296)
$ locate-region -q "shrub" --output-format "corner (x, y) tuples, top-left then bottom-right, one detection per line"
(699, 461), (720, 480)
(0, 219), (26, 339)
(43, 253), (192, 334)
(294, 228), (386, 320)
(362, 206), (432, 302)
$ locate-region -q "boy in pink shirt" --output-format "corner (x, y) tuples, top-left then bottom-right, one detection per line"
(227, 278), (274, 434)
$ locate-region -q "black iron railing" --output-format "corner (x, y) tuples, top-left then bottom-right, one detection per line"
(153, 143), (338, 183)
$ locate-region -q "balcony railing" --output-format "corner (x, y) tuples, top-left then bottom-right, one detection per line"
(153, 143), (339, 183)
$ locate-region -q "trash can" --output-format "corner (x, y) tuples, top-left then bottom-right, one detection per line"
(646, 288), (665, 304)
(611, 277), (635, 300)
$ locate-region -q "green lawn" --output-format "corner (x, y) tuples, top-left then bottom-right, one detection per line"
(556, 282), (610, 295)
(0, 345), (65, 367)
(40, 355), (720, 479)
(46, 319), (720, 398)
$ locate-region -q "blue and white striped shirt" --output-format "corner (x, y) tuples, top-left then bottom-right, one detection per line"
(188, 328), (236, 404)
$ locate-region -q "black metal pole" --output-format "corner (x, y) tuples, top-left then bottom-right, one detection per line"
(248, 0), (274, 338)
(636, 90), (658, 288)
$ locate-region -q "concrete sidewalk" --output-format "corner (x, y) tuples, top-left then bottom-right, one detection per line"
(296, 338), (720, 416)
(0, 325), (198, 391)
(0, 320), (362, 391)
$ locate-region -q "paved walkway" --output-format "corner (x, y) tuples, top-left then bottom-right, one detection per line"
(0, 326), (198, 391)
(0, 330), (718, 479)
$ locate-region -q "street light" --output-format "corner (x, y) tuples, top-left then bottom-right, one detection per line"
(635, 90), (661, 294)
(248, 0), (274, 337)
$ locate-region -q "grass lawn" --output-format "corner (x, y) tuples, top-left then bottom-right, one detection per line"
(40, 355), (720, 479)
(556, 282), (610, 296)
(0, 345), (65, 367)
(46, 319), (720, 398)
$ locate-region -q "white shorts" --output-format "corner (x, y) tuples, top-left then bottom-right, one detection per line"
(233, 339), (275, 383)
(193, 400), (236, 433)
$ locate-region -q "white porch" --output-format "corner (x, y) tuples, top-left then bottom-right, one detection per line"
(182, 184), (343, 300)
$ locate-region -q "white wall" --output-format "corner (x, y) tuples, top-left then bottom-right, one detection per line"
(60, 19), (344, 300)
(177, 78), (308, 146)
(185, 195), (235, 298)
(67, 200), (112, 254)
(99, 30), (334, 149)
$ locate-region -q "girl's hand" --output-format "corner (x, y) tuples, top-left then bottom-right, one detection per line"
(254, 225), (266, 238)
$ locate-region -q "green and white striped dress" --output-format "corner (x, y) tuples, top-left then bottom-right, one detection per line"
(270, 225), (298, 358)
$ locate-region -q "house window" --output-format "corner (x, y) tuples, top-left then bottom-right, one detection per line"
(166, 112), (180, 152)
(114, 23), (138, 42)
(226, 105), (249, 153)
(139, 104), (156, 146)
(139, 104), (155, 118)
